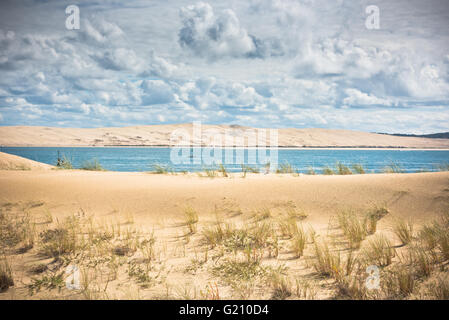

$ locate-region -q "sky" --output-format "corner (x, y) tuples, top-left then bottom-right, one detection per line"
(0, 0), (449, 133)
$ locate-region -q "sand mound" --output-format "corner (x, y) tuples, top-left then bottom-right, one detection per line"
(0, 151), (53, 170)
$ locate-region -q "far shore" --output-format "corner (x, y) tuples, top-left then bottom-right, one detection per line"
(2, 145), (449, 151)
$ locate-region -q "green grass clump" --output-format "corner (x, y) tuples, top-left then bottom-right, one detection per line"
(382, 161), (404, 173)
(212, 258), (264, 284)
(218, 164), (228, 177)
(351, 164), (366, 174)
(56, 152), (73, 169)
(336, 162), (352, 175)
(151, 164), (172, 174)
(80, 159), (104, 171)
(241, 164), (260, 178)
(27, 271), (65, 295)
(276, 162), (295, 174)
(322, 166), (334, 175)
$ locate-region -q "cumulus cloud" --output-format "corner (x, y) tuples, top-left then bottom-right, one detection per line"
(178, 2), (283, 59)
(343, 89), (393, 107)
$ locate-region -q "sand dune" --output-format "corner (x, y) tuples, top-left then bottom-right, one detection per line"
(0, 151), (53, 170)
(1, 124), (448, 148)
(1, 169), (448, 224)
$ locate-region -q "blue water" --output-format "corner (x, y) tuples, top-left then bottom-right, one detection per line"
(1, 147), (448, 173)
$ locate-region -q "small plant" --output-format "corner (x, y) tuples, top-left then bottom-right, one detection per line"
(295, 279), (317, 299)
(56, 152), (73, 169)
(0, 258), (14, 293)
(39, 224), (77, 258)
(276, 162), (295, 174)
(151, 164), (171, 174)
(382, 161), (404, 173)
(204, 167), (218, 178)
(27, 271), (65, 295)
(322, 166), (334, 175)
(393, 219), (414, 246)
(183, 207), (199, 234)
(291, 226), (307, 258)
(241, 164), (259, 178)
(270, 274), (292, 300)
(212, 258), (264, 285)
(218, 164), (228, 177)
(278, 219), (298, 239)
(312, 241), (343, 279)
(336, 162), (352, 175)
(351, 163), (366, 174)
(80, 159), (104, 171)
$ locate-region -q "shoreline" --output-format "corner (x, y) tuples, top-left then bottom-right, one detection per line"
(2, 145), (449, 151)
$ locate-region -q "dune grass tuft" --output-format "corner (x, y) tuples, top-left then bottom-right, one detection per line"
(322, 166), (334, 175)
(337, 211), (368, 249)
(183, 207), (199, 234)
(80, 159), (105, 171)
(336, 162), (352, 175)
(362, 234), (395, 267)
(276, 162), (295, 174)
(393, 219), (414, 246)
(351, 164), (366, 174)
(382, 161), (404, 173)
(0, 258), (14, 293)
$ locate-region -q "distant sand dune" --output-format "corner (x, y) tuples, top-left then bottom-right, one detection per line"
(0, 124), (448, 148)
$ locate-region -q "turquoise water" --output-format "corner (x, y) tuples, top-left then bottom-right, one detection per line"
(1, 147), (448, 173)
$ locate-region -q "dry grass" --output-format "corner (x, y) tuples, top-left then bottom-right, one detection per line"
(351, 164), (366, 174)
(337, 211), (368, 249)
(362, 234), (395, 267)
(183, 207), (199, 234)
(0, 258), (14, 293)
(393, 219), (414, 246)
(290, 226), (307, 258)
(428, 276), (449, 299)
(336, 162), (352, 175)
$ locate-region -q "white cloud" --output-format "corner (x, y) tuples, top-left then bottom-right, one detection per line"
(343, 88), (393, 107)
